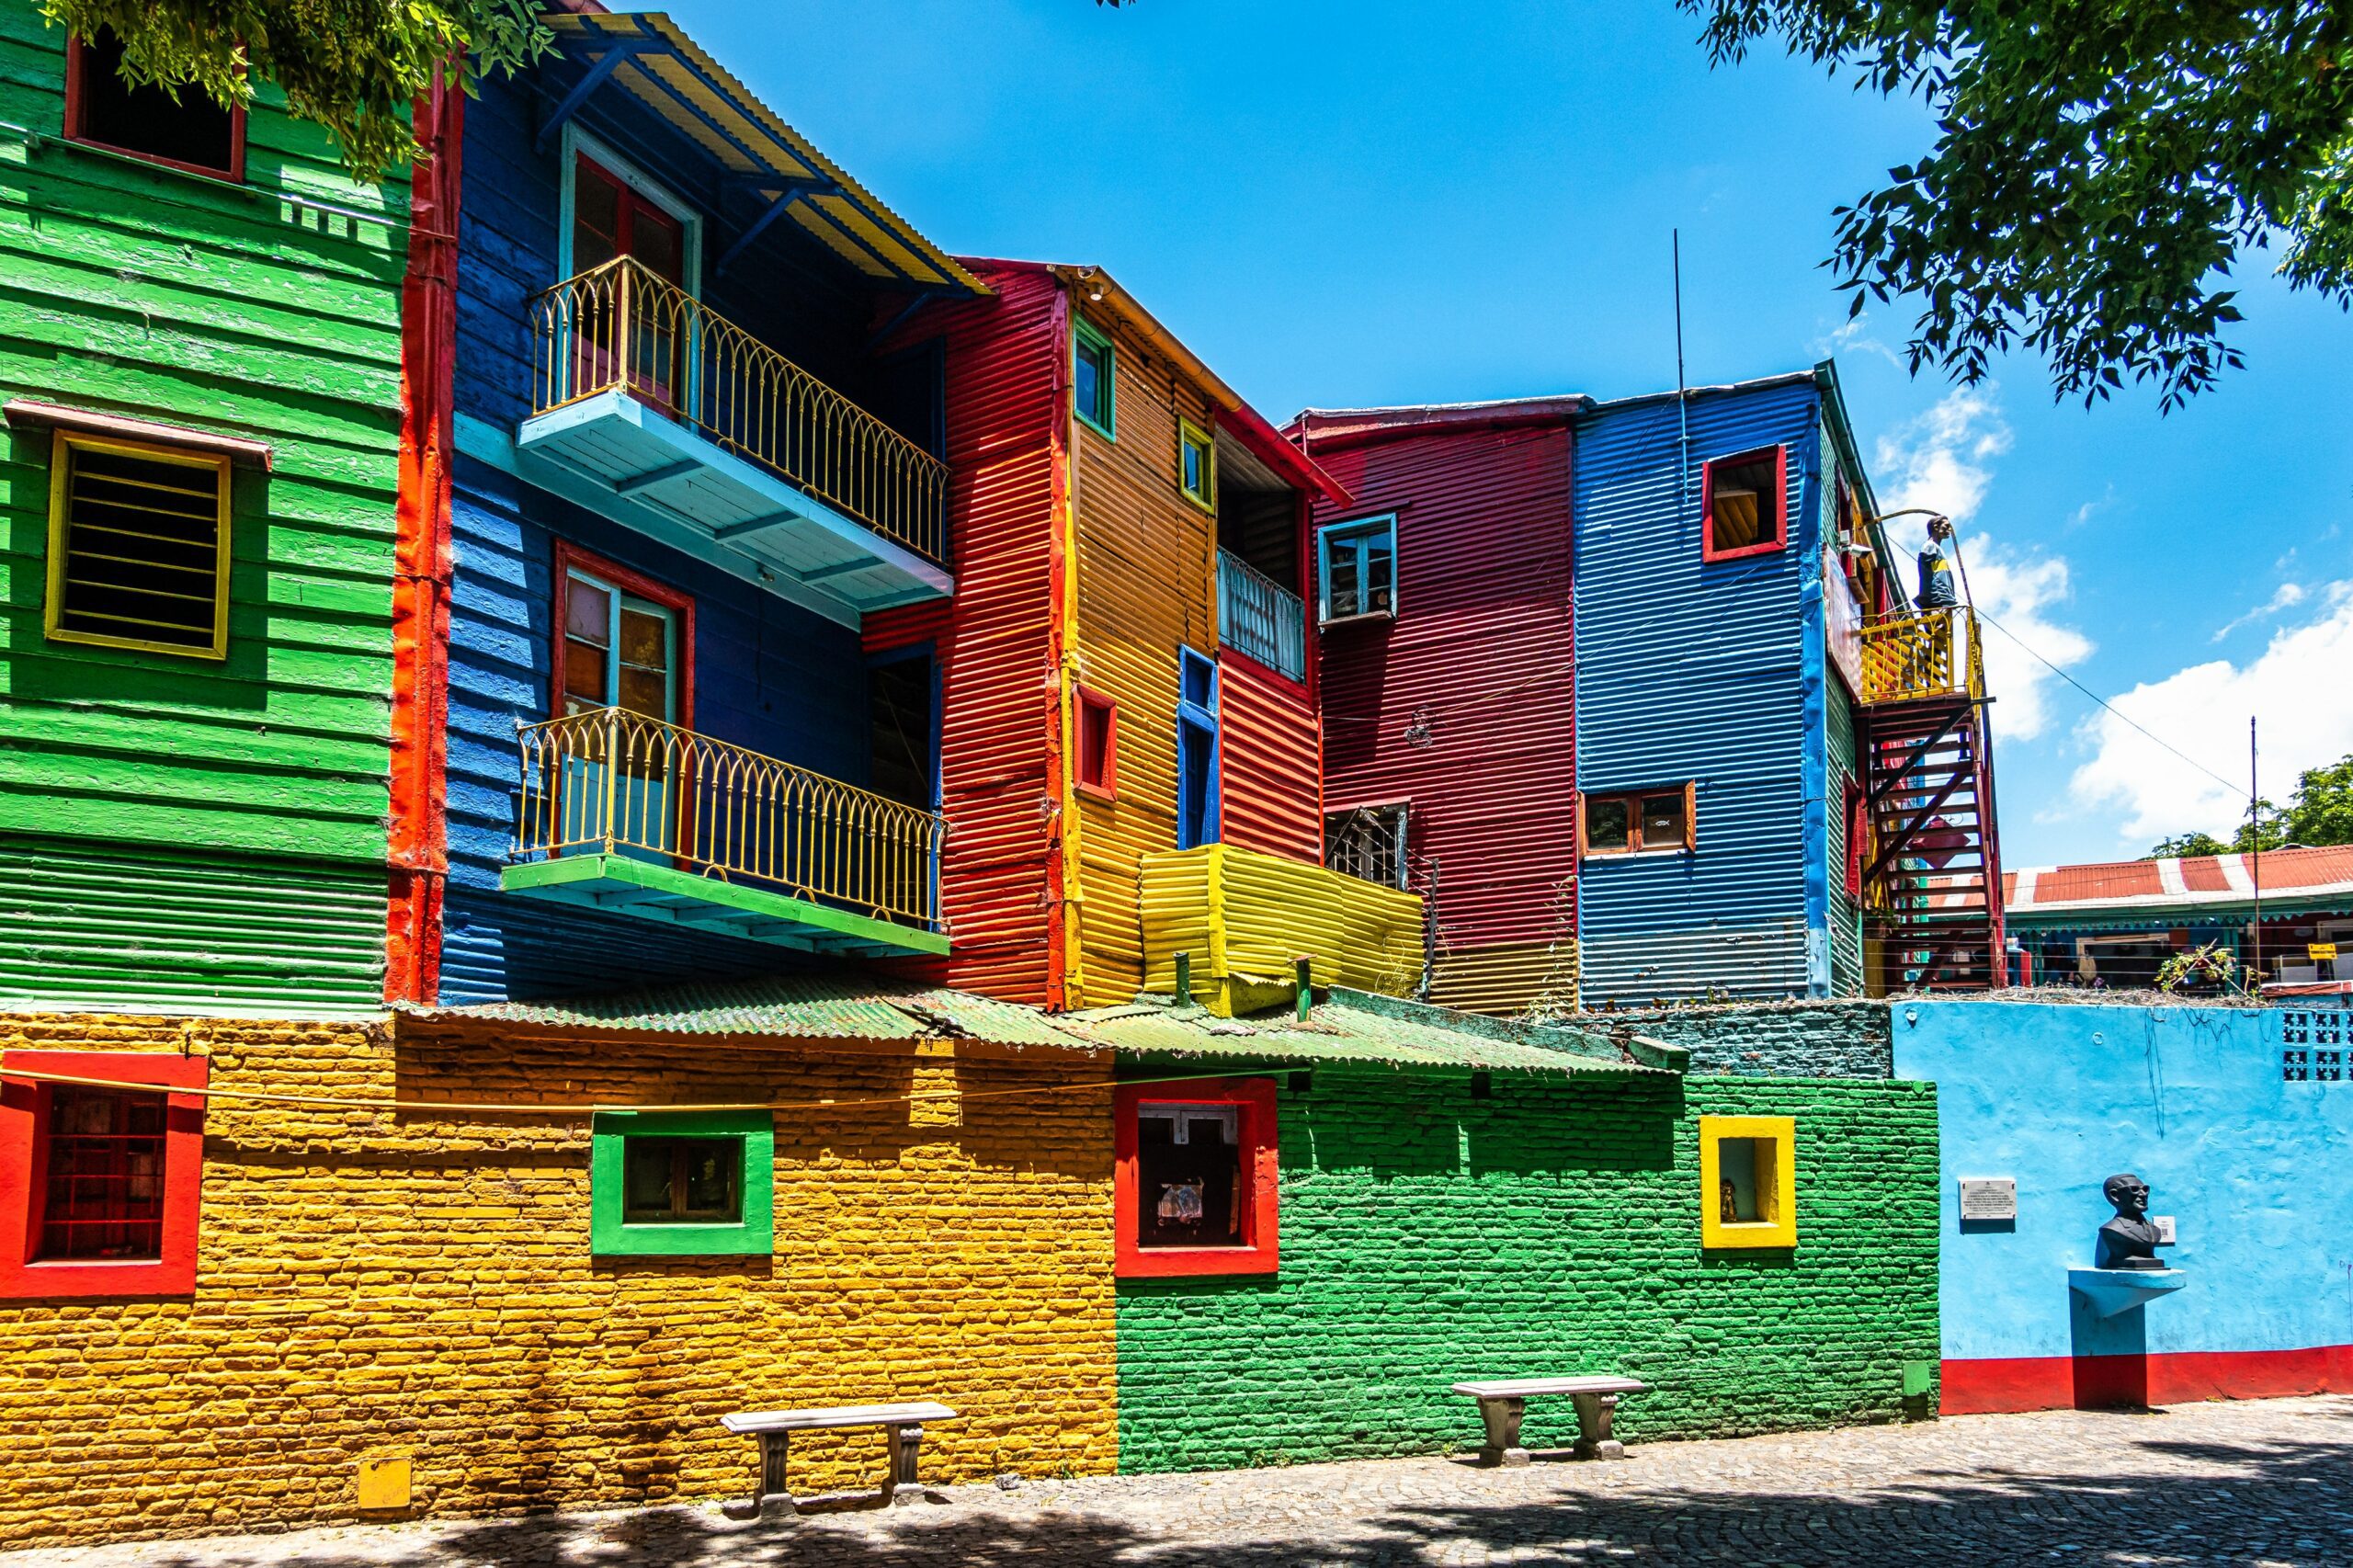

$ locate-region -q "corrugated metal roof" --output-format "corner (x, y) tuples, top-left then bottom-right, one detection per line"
(399, 974), (1082, 1046)
(1289, 397), (1592, 451)
(2006, 844), (2353, 920)
(1063, 989), (1654, 1075)
(544, 12), (984, 296)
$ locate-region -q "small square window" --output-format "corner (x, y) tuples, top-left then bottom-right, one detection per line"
(1178, 420), (1216, 511)
(1317, 516), (1397, 623)
(1075, 685), (1118, 801)
(45, 431), (233, 659)
(1, 1051), (208, 1300)
(1699, 1114), (1796, 1249)
(1074, 318), (1116, 439)
(66, 28), (244, 182)
(1116, 1079), (1278, 1278)
(1640, 792), (1687, 848)
(1325, 802), (1410, 890)
(590, 1109), (772, 1256)
(1700, 447), (1787, 561)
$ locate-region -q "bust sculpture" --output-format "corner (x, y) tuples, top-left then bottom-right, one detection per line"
(2095, 1173), (2166, 1270)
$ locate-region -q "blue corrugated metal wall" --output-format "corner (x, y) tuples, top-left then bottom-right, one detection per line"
(436, 70), (881, 1003)
(1572, 378), (1829, 1005)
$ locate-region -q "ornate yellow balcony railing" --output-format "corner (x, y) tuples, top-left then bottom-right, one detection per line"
(513, 708), (943, 930)
(528, 256), (950, 566)
(1859, 607), (1984, 705)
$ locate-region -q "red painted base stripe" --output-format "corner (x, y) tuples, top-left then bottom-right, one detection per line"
(1942, 1345), (2353, 1415)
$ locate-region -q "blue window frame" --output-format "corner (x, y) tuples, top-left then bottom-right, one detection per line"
(1074, 317), (1115, 440)
(1317, 515), (1396, 623)
(1176, 649), (1220, 851)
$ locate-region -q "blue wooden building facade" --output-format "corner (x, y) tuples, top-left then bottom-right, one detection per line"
(426, 10), (981, 1003)
(1572, 364), (1998, 1005)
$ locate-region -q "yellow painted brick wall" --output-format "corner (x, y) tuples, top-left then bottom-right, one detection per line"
(0, 1013), (1119, 1548)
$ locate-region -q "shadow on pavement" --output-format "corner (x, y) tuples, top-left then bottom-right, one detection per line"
(77, 1411), (2353, 1568)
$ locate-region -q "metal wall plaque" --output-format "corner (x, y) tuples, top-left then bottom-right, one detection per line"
(1959, 1177), (2017, 1221)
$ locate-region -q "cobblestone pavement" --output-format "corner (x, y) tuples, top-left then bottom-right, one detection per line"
(16, 1396), (2353, 1567)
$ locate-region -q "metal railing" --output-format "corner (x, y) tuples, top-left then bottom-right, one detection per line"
(1859, 607), (1984, 705)
(1216, 549), (1307, 681)
(527, 256), (950, 566)
(513, 707), (943, 930)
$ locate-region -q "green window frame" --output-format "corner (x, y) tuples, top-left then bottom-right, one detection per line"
(1178, 419), (1216, 511)
(589, 1108), (773, 1256)
(1074, 316), (1116, 440)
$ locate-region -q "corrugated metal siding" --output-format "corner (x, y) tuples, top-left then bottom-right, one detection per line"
(1573, 381), (1824, 1005)
(0, 835), (386, 1016)
(1825, 665), (1863, 994)
(868, 267), (1063, 1005)
(1138, 845), (1424, 1016)
(1217, 653), (1320, 861)
(0, 14), (403, 1013)
(1069, 310), (1220, 1009)
(1309, 424), (1576, 1015)
(434, 70), (898, 1004)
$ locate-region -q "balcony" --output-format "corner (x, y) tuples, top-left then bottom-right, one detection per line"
(1138, 843), (1425, 1017)
(517, 258), (953, 622)
(1217, 548), (1307, 681)
(1859, 607), (1984, 707)
(505, 708), (947, 957)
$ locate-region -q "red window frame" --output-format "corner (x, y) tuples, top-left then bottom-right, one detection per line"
(0, 1051), (207, 1299)
(1114, 1077), (1279, 1278)
(1843, 778), (1869, 900)
(550, 540), (697, 730)
(1580, 782), (1698, 858)
(1074, 686), (1118, 801)
(1699, 445), (1789, 563)
(63, 32), (247, 184)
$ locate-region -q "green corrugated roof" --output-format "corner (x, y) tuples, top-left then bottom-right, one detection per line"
(402, 977), (1661, 1075)
(1061, 989), (1654, 1075)
(397, 975), (1082, 1048)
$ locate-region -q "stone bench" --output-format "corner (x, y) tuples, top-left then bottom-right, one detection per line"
(1450, 1376), (1651, 1465)
(719, 1401), (958, 1518)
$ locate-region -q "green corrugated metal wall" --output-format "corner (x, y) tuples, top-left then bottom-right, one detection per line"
(0, 9), (404, 1012)
(1826, 667), (1863, 994)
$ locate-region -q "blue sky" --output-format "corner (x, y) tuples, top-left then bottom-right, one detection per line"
(661, 0), (2351, 869)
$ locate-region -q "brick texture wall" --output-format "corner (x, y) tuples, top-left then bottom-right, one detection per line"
(1114, 1066), (1938, 1472)
(0, 1015), (1118, 1548)
(1595, 999), (1893, 1078)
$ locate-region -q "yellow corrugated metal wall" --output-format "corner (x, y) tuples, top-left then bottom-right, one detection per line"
(1069, 310), (1220, 1009)
(1141, 845), (1425, 1016)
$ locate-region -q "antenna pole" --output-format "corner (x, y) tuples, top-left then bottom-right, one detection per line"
(1674, 230), (1690, 517)
(2250, 716), (2263, 994)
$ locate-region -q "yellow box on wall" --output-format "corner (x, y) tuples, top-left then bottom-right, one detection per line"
(355, 1455), (412, 1511)
(1699, 1115), (1797, 1248)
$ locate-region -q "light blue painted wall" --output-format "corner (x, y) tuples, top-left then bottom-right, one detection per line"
(1896, 999), (2353, 1363)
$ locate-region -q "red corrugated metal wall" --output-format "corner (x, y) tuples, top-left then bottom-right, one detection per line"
(1217, 651), (1320, 862)
(868, 266), (1063, 1005)
(1309, 422), (1578, 1014)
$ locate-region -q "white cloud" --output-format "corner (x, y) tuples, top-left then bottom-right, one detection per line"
(1813, 311), (1902, 370)
(1870, 388), (2089, 741)
(2067, 583), (2353, 851)
(1873, 387), (2013, 526)
(2211, 582), (2308, 642)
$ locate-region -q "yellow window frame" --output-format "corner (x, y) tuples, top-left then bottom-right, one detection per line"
(1178, 417), (1216, 512)
(44, 429), (233, 660)
(1698, 1114), (1797, 1248)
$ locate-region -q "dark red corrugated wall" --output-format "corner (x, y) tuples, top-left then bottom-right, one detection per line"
(868, 266), (1063, 1006)
(1218, 651), (1320, 862)
(1310, 423), (1577, 1013)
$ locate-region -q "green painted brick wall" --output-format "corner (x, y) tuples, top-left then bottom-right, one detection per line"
(0, 7), (406, 1010)
(1114, 1067), (1938, 1472)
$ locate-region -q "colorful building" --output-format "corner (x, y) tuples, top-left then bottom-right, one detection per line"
(867, 263), (1425, 1016)
(2004, 842), (2353, 995)
(0, 7), (409, 1014)
(1296, 366), (2007, 1012)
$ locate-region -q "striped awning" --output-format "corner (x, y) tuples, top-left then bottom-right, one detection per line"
(543, 11), (984, 296)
